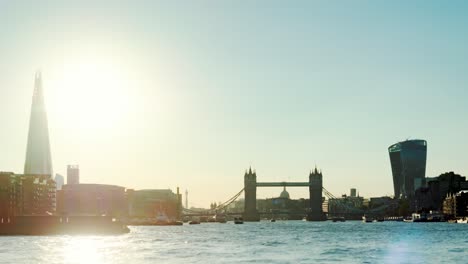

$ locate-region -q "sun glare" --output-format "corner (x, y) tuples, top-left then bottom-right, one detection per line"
(62, 237), (104, 264)
(48, 56), (134, 135)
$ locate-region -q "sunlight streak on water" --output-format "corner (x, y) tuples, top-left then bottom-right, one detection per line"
(62, 237), (104, 264)
(0, 222), (466, 264)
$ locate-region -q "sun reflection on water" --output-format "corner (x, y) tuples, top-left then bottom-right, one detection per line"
(62, 237), (105, 264)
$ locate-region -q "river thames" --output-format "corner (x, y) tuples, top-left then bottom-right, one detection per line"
(0, 221), (466, 263)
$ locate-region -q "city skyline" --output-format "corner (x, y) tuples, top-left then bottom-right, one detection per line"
(1, 1), (468, 207)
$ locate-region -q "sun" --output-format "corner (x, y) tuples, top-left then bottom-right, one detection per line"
(47, 55), (135, 135)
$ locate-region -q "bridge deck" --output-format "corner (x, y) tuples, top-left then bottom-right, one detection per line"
(256, 182), (310, 187)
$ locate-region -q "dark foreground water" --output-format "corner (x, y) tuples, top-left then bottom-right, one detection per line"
(0, 221), (466, 263)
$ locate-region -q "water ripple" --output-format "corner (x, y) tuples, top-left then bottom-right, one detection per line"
(0, 221), (466, 263)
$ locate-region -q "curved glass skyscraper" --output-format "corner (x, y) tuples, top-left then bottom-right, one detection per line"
(388, 140), (427, 198)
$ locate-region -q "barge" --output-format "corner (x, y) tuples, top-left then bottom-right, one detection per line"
(0, 215), (130, 235)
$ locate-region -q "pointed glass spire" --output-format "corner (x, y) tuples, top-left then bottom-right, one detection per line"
(24, 71), (53, 176)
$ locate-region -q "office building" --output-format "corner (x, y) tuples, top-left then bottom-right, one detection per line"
(55, 174), (64, 190)
(24, 72), (53, 176)
(67, 165), (79, 185)
(388, 139), (427, 198)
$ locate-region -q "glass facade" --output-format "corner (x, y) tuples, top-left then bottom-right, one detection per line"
(388, 140), (427, 198)
(24, 72), (53, 176)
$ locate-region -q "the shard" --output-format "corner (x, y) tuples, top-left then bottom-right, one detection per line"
(24, 71), (53, 176)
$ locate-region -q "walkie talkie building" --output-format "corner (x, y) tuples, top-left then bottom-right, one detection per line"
(388, 140), (427, 198)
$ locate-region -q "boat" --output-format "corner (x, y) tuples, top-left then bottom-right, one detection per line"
(168, 221), (183, 226)
(362, 215), (373, 223)
(331, 217), (345, 222)
(427, 211), (445, 222)
(213, 214), (227, 223)
(0, 215), (129, 235)
(385, 216), (404, 222)
(189, 220), (200, 225)
(405, 212), (445, 223)
(234, 217), (244, 224)
(456, 218), (467, 224)
(155, 212), (170, 225)
(270, 219), (276, 222)
(126, 218), (183, 226)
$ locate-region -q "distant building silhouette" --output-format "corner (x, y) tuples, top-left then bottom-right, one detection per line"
(55, 174), (64, 190)
(256, 190), (308, 220)
(67, 165), (79, 184)
(126, 189), (181, 219)
(24, 71), (53, 176)
(56, 184), (126, 216)
(350, 188), (357, 197)
(280, 186), (290, 199)
(415, 171), (468, 212)
(388, 139), (427, 198)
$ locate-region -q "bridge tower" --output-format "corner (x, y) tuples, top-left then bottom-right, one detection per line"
(307, 167), (326, 221)
(243, 167), (260, 221)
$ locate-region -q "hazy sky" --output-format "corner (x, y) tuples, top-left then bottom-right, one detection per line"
(1, 1), (467, 207)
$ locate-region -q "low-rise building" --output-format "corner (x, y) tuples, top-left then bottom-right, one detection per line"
(415, 172), (468, 212)
(127, 189), (181, 220)
(328, 195), (365, 219)
(0, 172), (21, 217)
(443, 192), (468, 218)
(0, 172), (56, 217)
(56, 184), (126, 217)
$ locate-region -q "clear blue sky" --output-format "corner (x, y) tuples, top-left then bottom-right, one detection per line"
(1, 1), (467, 207)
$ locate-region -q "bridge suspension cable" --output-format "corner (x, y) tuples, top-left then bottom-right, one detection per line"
(322, 187), (394, 214)
(182, 188), (244, 215)
(322, 187), (364, 213)
(213, 188), (244, 211)
(322, 187), (338, 200)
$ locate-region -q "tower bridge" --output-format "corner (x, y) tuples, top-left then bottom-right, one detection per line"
(243, 167), (326, 221)
(181, 167), (360, 221)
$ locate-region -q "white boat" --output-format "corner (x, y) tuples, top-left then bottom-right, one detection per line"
(362, 215), (373, 223)
(404, 212), (445, 223)
(155, 212), (169, 225)
(456, 218), (467, 224)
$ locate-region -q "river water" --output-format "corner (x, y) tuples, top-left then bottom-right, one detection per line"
(0, 221), (466, 263)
